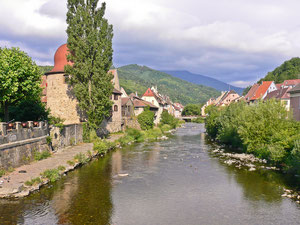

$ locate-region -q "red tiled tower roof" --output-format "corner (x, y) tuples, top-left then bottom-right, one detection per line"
(47, 44), (73, 74)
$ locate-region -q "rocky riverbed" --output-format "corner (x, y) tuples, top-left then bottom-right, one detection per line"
(211, 148), (300, 203)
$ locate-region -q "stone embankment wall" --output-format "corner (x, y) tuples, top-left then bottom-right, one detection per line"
(0, 121), (49, 169)
(0, 122), (83, 169)
(50, 124), (83, 150)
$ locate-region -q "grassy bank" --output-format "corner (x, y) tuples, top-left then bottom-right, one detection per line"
(205, 100), (300, 174)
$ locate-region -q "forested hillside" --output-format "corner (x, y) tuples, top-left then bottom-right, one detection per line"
(260, 57), (300, 83)
(118, 64), (220, 105)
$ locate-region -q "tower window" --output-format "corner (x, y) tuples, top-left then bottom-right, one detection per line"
(114, 105), (118, 112)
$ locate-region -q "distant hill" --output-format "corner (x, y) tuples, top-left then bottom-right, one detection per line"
(39, 66), (53, 74)
(118, 64), (220, 105)
(161, 70), (244, 95)
(259, 57), (300, 84)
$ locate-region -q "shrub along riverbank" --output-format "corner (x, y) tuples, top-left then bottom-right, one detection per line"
(205, 100), (300, 174)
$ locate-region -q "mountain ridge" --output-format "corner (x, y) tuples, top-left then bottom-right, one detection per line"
(161, 70), (244, 95)
(117, 64), (220, 105)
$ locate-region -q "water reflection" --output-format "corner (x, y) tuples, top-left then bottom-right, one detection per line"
(0, 123), (300, 225)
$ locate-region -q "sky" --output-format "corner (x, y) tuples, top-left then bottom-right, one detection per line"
(0, 0), (300, 87)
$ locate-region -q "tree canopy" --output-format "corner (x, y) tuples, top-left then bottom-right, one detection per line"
(182, 104), (202, 116)
(65, 0), (114, 129)
(0, 47), (42, 121)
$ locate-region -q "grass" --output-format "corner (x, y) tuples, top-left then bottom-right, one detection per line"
(57, 165), (66, 171)
(67, 160), (75, 166)
(74, 153), (88, 164)
(34, 150), (51, 161)
(0, 169), (5, 177)
(24, 177), (42, 186)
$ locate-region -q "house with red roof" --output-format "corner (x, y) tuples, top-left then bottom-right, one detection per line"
(264, 87), (291, 111)
(282, 79), (300, 88)
(216, 90), (240, 106)
(142, 87), (166, 124)
(245, 83), (259, 102)
(250, 81), (277, 102)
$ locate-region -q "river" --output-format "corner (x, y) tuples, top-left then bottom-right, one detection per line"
(0, 123), (300, 225)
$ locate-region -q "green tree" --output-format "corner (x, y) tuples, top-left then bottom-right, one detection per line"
(137, 107), (155, 130)
(259, 57), (300, 84)
(182, 104), (202, 116)
(0, 47), (42, 121)
(242, 85), (251, 96)
(65, 0), (114, 129)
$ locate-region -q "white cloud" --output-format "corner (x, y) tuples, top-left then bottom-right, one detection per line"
(1, 0), (300, 85)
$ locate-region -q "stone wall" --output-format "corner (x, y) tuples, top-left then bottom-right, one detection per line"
(50, 124), (83, 150)
(0, 136), (49, 169)
(0, 121), (50, 169)
(0, 122), (84, 169)
(0, 121), (48, 145)
(46, 73), (83, 125)
(123, 118), (141, 130)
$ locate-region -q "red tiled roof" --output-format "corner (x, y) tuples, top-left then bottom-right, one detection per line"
(251, 81), (273, 100)
(283, 79), (300, 86)
(143, 88), (155, 97)
(47, 44), (73, 74)
(133, 99), (158, 109)
(264, 87), (290, 100)
(276, 83), (283, 89)
(121, 97), (130, 106)
(245, 84), (259, 100)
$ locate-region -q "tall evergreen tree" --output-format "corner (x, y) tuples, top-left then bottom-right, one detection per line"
(65, 0), (114, 129)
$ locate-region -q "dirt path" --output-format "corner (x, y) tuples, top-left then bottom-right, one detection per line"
(0, 143), (94, 198)
(0, 132), (125, 198)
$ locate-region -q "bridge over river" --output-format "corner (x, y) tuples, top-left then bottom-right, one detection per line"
(1, 123), (300, 224)
(179, 116), (200, 121)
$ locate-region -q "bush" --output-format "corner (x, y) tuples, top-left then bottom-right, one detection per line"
(9, 99), (49, 121)
(144, 127), (163, 141)
(205, 100), (300, 172)
(137, 107), (155, 130)
(93, 139), (109, 153)
(74, 153), (88, 164)
(126, 128), (144, 142)
(160, 110), (179, 129)
(160, 124), (172, 132)
(41, 169), (60, 182)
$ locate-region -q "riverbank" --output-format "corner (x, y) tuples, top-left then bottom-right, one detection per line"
(205, 100), (300, 175)
(0, 126), (177, 198)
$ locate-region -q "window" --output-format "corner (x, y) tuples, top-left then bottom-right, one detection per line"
(114, 105), (118, 112)
(114, 95), (118, 100)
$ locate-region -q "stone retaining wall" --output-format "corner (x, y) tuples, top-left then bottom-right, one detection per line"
(50, 124), (83, 150)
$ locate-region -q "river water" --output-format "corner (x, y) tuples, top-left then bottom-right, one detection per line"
(1, 123), (300, 225)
